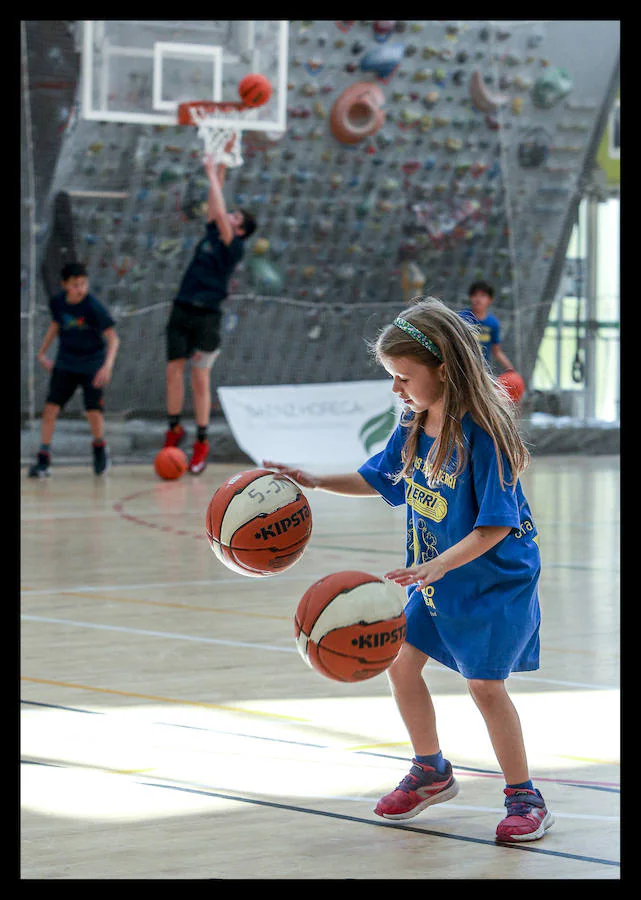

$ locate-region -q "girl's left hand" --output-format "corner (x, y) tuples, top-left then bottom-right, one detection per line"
(385, 557), (448, 589)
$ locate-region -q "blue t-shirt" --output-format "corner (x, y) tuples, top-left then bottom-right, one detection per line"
(175, 220), (244, 311)
(459, 309), (501, 365)
(49, 291), (115, 376)
(358, 413), (541, 679)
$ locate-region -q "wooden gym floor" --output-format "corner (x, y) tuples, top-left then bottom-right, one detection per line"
(21, 455), (620, 880)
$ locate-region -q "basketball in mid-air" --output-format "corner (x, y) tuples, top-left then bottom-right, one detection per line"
(154, 447), (188, 480)
(238, 73), (273, 108)
(497, 370), (526, 403)
(294, 571), (407, 682)
(205, 468), (312, 577)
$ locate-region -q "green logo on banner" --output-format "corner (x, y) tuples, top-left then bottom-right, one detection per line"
(359, 406), (397, 454)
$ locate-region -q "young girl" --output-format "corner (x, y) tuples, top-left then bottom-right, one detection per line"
(264, 297), (553, 844)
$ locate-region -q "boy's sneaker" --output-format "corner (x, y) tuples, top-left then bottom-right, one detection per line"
(28, 451), (51, 478)
(189, 439), (209, 475)
(164, 425), (186, 448)
(374, 759), (459, 820)
(92, 441), (110, 475)
(495, 788), (554, 843)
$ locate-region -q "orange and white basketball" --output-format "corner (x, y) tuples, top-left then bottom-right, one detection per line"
(295, 571), (407, 682)
(205, 468), (312, 577)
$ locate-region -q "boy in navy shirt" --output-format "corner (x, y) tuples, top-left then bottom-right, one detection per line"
(28, 262), (120, 477)
(163, 150), (257, 475)
(459, 280), (515, 373)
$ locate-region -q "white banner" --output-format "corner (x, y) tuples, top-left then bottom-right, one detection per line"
(217, 381), (403, 471)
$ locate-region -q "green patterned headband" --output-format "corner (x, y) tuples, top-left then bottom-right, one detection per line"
(393, 317), (443, 362)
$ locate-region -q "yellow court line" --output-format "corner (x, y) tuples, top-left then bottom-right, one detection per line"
(554, 753), (620, 766)
(114, 768), (156, 775)
(51, 591), (290, 621)
(20, 676), (308, 723)
(345, 741), (411, 751)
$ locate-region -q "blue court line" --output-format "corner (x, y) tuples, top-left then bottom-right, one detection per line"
(20, 699), (619, 794)
(141, 781), (620, 868)
(20, 757), (619, 869)
(357, 752), (620, 795)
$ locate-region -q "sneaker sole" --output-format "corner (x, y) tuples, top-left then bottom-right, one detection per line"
(189, 465), (207, 475)
(375, 778), (459, 820)
(28, 470), (51, 478)
(496, 810), (554, 843)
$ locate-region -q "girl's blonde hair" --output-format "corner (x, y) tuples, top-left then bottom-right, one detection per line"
(370, 296), (529, 489)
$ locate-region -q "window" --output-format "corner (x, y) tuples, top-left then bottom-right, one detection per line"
(532, 197), (619, 421)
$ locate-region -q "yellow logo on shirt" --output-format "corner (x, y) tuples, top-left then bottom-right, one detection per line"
(404, 480), (447, 522)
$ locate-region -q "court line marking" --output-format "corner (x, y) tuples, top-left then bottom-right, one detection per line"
(88, 773), (616, 868)
(46, 592), (291, 621)
(21, 589), (619, 660)
(20, 574), (334, 594)
(105, 487), (622, 574)
(21, 615), (296, 653)
(20, 678), (307, 722)
(20, 592), (620, 659)
(19, 757), (618, 826)
(20, 698), (619, 792)
(138, 785), (620, 866)
(20, 615), (618, 691)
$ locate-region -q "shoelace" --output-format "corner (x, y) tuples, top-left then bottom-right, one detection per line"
(396, 765), (435, 793)
(505, 793), (544, 816)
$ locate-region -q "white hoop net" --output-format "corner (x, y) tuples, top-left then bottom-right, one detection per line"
(184, 103), (250, 168)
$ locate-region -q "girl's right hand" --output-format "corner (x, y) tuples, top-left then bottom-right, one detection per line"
(38, 355), (53, 373)
(262, 460), (321, 490)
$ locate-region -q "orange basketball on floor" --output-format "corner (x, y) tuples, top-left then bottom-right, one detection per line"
(497, 370), (526, 403)
(205, 468), (312, 577)
(154, 447), (188, 480)
(238, 73), (273, 108)
(295, 571), (407, 682)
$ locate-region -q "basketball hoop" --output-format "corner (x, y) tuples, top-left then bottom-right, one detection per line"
(177, 101), (253, 168)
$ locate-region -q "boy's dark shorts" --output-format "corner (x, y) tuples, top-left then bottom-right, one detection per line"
(47, 368), (104, 411)
(166, 303), (222, 362)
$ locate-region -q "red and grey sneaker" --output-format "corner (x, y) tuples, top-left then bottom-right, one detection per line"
(189, 439), (210, 475)
(374, 759), (459, 820)
(495, 788), (554, 843)
(164, 424), (186, 448)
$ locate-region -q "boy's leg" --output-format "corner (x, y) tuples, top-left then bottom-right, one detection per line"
(188, 359), (215, 474)
(28, 369), (76, 477)
(190, 362), (213, 434)
(84, 379), (110, 475)
(164, 359), (187, 447)
(164, 305), (189, 447)
(166, 358), (186, 419)
(187, 314), (220, 475)
(28, 402), (59, 477)
(40, 402), (60, 446)
(85, 409), (104, 442)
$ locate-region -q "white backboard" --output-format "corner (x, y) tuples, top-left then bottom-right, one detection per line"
(81, 20), (289, 132)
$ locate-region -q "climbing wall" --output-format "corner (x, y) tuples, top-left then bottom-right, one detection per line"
(21, 20), (619, 418)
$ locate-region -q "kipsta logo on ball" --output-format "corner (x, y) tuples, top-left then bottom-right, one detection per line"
(205, 468), (312, 577)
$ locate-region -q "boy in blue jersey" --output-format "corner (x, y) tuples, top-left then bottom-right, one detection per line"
(265, 298), (553, 844)
(459, 280), (515, 373)
(27, 262), (119, 477)
(163, 149), (257, 475)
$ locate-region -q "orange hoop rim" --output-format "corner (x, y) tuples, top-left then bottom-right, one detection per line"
(177, 100), (250, 126)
